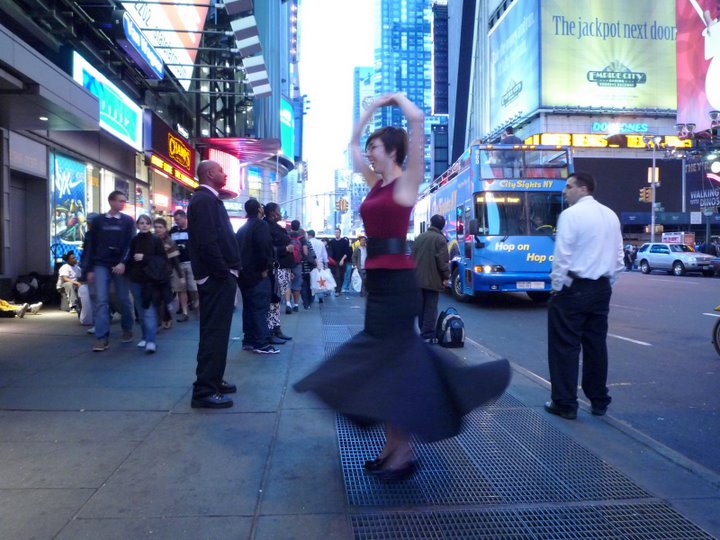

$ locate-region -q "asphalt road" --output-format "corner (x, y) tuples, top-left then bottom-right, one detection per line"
(439, 270), (720, 476)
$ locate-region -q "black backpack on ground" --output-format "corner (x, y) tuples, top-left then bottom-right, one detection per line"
(436, 306), (465, 348)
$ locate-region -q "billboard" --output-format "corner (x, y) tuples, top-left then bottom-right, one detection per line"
(540, 0), (676, 110)
(488, 0), (540, 132)
(280, 97), (295, 160)
(121, 2), (208, 92)
(677, 0), (720, 130)
(50, 154), (87, 265)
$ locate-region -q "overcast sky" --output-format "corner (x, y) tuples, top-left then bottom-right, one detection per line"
(298, 0), (375, 207)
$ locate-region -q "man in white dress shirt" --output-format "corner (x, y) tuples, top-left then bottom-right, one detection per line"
(545, 172), (624, 420)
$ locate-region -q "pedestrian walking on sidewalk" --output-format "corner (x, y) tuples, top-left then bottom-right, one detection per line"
(545, 172), (624, 420)
(187, 160), (240, 409)
(295, 93), (511, 482)
(81, 190), (135, 352)
(412, 214), (450, 341)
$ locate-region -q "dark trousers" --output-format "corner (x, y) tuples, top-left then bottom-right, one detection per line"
(301, 273), (313, 307)
(547, 277), (613, 410)
(193, 275), (236, 398)
(240, 276), (271, 348)
(332, 262), (347, 294)
(418, 288), (440, 339)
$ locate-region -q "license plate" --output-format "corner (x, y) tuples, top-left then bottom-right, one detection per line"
(517, 281), (545, 289)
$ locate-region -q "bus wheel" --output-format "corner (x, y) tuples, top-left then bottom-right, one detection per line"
(527, 291), (551, 303)
(451, 269), (471, 303)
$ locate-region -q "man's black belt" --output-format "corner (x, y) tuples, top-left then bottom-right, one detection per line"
(567, 270), (609, 282)
(366, 237), (408, 258)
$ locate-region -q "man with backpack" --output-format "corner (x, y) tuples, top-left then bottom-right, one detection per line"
(412, 214), (450, 342)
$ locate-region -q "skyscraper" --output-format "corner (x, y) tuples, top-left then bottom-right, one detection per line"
(373, 0), (447, 182)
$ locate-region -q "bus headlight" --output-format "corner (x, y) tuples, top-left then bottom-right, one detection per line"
(474, 265), (505, 273)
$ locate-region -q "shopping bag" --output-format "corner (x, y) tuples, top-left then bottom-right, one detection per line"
(311, 268), (336, 294)
(351, 268), (362, 292)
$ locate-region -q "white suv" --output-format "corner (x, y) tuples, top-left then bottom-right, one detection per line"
(636, 242), (715, 277)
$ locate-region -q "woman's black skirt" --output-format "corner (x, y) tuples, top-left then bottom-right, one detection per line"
(293, 268), (511, 442)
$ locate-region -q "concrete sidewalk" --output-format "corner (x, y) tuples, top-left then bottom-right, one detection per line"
(0, 294), (718, 539)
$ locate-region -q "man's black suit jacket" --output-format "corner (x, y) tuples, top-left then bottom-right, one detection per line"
(187, 186), (241, 280)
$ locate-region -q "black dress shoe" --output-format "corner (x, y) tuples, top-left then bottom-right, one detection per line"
(591, 405), (608, 416)
(363, 457), (387, 471)
(544, 400), (577, 420)
(269, 336), (287, 345)
(370, 461), (418, 482)
(274, 328), (292, 340)
(219, 380), (237, 394)
(191, 393), (233, 409)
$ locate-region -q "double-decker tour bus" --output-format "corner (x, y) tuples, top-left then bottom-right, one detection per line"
(414, 143), (573, 302)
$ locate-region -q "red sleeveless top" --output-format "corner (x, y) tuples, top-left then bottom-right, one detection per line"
(360, 179), (415, 270)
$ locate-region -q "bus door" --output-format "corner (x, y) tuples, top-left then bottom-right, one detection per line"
(456, 202), (473, 292)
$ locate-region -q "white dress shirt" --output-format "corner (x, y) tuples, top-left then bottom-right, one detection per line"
(550, 195), (624, 291)
(309, 237), (328, 268)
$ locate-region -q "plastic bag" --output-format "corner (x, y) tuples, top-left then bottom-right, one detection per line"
(310, 267), (336, 294)
(351, 268), (362, 292)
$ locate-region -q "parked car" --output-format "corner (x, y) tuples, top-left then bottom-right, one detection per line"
(636, 242), (715, 276)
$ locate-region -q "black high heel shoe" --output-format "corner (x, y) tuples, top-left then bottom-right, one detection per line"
(363, 456), (387, 471)
(371, 460), (418, 482)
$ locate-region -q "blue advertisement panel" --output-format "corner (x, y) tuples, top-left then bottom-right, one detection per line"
(280, 97), (295, 160)
(50, 154), (88, 265)
(488, 0), (540, 132)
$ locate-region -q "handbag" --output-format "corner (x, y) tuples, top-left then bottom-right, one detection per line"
(311, 267), (336, 294)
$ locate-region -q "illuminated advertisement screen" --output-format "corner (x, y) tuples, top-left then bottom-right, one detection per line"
(50, 153), (87, 266)
(280, 97), (295, 160)
(677, 0), (720, 131)
(72, 52), (143, 151)
(488, 0), (540, 131)
(121, 2), (209, 92)
(540, 0), (676, 110)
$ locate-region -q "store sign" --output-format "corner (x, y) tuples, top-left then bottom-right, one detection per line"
(144, 111), (197, 188)
(676, 0), (718, 131)
(590, 122), (649, 133)
(540, 0), (676, 110)
(72, 51), (143, 151)
(114, 11), (164, 80)
(525, 132), (691, 148)
(148, 154), (197, 189)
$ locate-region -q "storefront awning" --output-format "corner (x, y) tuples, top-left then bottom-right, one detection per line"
(195, 137), (293, 170)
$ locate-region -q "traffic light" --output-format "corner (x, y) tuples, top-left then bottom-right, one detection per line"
(638, 187), (652, 203)
(638, 188), (645, 202)
(340, 198), (349, 212)
(335, 199), (341, 211)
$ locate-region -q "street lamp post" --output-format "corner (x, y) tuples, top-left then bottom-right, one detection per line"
(643, 135), (662, 242)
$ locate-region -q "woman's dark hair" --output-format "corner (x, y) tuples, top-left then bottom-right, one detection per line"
(153, 217), (168, 228)
(245, 198), (262, 217)
(264, 202), (280, 216)
(290, 219), (301, 231)
(136, 214), (152, 225)
(365, 126), (409, 166)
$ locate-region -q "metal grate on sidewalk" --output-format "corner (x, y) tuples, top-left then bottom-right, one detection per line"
(351, 504), (716, 540)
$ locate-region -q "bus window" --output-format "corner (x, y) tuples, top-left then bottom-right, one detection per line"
(475, 192), (563, 236)
(529, 193), (563, 235)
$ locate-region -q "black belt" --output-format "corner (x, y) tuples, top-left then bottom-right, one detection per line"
(366, 237), (408, 258)
(567, 271), (609, 282)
